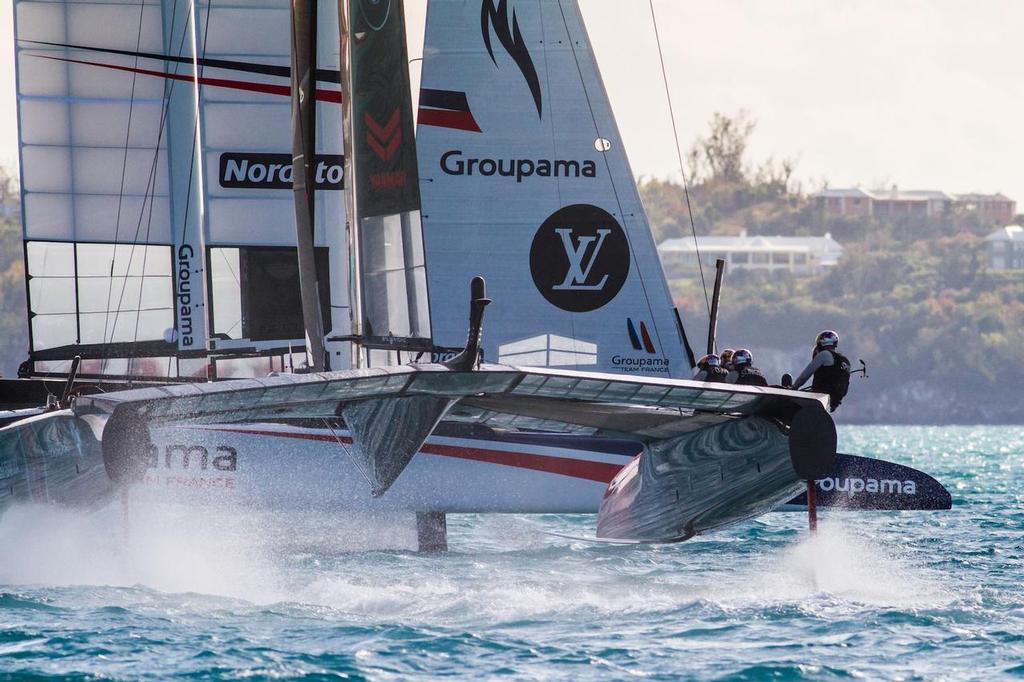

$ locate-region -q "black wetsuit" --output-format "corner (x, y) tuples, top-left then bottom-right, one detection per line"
(695, 366), (729, 383)
(735, 366), (768, 387)
(811, 349), (851, 410)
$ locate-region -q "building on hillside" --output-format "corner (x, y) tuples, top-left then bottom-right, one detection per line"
(876, 189), (954, 218)
(816, 186), (953, 218)
(984, 225), (1024, 270)
(955, 193), (1017, 226)
(815, 188), (873, 217)
(816, 186), (1016, 225)
(658, 231), (843, 277)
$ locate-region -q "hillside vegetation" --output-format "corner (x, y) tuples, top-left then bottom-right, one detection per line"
(0, 169), (27, 377)
(642, 112), (1024, 423)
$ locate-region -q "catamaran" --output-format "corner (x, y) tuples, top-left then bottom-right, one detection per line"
(0, 0), (945, 550)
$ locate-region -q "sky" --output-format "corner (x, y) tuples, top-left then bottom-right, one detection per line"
(2, 0), (1022, 206)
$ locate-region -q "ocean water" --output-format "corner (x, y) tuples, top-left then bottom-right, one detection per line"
(0, 426), (1021, 680)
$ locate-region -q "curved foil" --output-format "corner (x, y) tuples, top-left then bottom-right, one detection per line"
(597, 417), (804, 542)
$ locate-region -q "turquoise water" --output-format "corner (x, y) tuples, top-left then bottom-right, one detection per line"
(0, 426), (1021, 680)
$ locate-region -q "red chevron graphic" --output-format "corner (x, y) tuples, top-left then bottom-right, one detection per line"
(364, 109), (402, 161)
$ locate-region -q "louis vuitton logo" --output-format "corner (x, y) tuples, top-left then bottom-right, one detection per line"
(552, 227), (611, 291)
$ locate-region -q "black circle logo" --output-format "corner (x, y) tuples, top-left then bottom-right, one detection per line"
(529, 204), (630, 313)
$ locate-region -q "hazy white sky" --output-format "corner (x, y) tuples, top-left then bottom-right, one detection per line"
(2, 0), (1022, 205)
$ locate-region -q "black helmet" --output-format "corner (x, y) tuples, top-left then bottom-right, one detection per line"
(732, 348), (753, 367)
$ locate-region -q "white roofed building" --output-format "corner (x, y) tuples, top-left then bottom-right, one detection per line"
(984, 225), (1024, 270)
(658, 231), (844, 277)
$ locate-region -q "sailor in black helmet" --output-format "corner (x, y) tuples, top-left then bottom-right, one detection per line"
(693, 353), (728, 382)
(726, 348), (768, 386)
(792, 330), (851, 411)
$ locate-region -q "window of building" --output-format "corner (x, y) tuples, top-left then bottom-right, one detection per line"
(731, 252), (749, 264)
(793, 253), (808, 265)
(752, 252), (769, 264)
(771, 252), (790, 264)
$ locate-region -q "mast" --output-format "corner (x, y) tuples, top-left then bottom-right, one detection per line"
(338, 0), (362, 369)
(291, 0), (327, 371)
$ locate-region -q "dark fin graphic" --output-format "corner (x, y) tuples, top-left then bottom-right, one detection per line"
(481, 0), (543, 118)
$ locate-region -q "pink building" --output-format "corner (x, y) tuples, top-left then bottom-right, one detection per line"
(816, 187), (1016, 225)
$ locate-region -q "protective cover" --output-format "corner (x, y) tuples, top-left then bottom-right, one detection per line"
(417, 0), (684, 377)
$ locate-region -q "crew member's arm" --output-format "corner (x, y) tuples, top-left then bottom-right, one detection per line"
(693, 368), (708, 381)
(725, 369), (739, 384)
(792, 351), (833, 389)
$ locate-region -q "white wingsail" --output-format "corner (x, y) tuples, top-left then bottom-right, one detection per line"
(417, 0), (686, 377)
(16, 1), (179, 376)
(13, 1), (350, 378)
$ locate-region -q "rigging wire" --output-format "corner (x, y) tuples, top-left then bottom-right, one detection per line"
(320, 417), (375, 491)
(648, 0), (712, 318)
(99, 0), (148, 374)
(124, 0), (214, 384)
(215, 248), (243, 337)
(554, 2), (667, 358)
(98, 1), (146, 356)
(105, 0), (191, 381)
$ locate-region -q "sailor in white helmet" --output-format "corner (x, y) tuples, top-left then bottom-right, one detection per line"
(693, 353), (728, 382)
(792, 330), (852, 411)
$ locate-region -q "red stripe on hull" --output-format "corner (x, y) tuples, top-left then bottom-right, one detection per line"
(420, 442), (621, 483)
(417, 107), (482, 133)
(204, 427), (623, 483)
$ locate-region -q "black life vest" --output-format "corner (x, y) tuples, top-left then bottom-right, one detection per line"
(811, 349), (851, 410)
(703, 366), (729, 383)
(736, 366), (768, 386)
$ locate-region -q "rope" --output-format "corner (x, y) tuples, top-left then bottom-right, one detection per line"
(106, 0), (192, 382)
(648, 0), (711, 317)
(321, 417), (376, 491)
(554, 1), (666, 356)
(99, 1), (148, 373)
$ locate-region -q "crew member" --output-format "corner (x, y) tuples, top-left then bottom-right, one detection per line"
(721, 348), (738, 382)
(792, 330), (851, 411)
(693, 353), (728, 382)
(727, 348), (768, 386)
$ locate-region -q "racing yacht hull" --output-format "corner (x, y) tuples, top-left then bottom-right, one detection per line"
(0, 408), (804, 524)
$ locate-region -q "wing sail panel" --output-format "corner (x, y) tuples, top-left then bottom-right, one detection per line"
(13, 0), (355, 375)
(418, 0), (684, 377)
